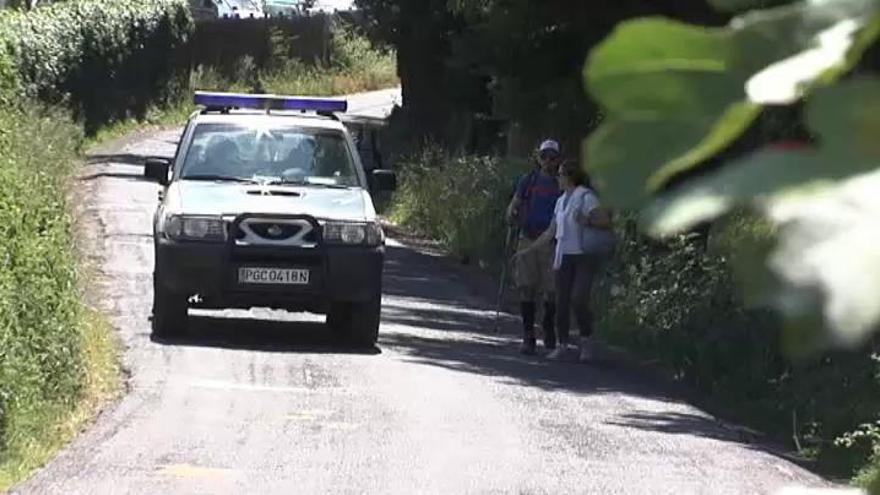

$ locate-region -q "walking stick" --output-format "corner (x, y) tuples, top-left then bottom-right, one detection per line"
(494, 225), (518, 333)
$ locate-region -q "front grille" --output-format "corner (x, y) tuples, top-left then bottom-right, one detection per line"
(227, 217), (319, 247)
(250, 222), (303, 241)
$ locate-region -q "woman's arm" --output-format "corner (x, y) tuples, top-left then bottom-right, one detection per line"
(514, 221), (556, 257)
(584, 207), (613, 230)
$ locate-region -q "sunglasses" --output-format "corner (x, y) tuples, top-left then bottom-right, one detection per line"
(539, 151), (560, 160)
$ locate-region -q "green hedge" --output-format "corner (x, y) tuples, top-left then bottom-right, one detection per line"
(0, 103), (85, 469)
(0, 0), (193, 133)
(0, 0), (193, 480)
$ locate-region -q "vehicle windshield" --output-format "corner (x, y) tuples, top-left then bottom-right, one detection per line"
(180, 123), (362, 188)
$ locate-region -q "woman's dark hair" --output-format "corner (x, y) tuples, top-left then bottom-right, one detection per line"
(560, 160), (590, 188)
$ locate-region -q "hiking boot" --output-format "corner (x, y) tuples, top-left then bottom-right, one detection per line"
(579, 336), (596, 363)
(520, 338), (537, 356)
(542, 301), (557, 350)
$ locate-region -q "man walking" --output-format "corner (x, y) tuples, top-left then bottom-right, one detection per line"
(506, 139), (562, 355)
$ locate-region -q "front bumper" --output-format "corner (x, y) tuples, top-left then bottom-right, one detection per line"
(154, 214), (383, 312)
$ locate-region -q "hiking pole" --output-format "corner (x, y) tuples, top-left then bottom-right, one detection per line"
(494, 225), (518, 333)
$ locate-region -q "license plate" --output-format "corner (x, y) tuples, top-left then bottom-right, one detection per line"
(238, 267), (310, 285)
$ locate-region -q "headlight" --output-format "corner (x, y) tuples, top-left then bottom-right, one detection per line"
(323, 221), (383, 246)
(164, 215), (226, 242)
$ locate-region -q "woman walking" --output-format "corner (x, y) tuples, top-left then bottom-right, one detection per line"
(514, 160), (614, 362)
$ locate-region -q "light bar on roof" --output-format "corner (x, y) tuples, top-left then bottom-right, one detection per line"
(193, 91), (348, 113)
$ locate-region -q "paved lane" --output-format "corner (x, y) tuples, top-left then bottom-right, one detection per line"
(14, 90), (827, 494)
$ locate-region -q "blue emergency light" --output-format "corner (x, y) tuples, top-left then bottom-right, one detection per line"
(193, 91), (348, 113)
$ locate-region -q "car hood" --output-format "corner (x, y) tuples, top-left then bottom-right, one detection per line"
(165, 181), (374, 222)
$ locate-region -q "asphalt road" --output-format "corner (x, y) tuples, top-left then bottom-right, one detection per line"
(14, 91), (829, 495)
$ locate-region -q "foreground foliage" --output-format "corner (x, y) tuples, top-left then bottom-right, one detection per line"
(583, 0), (880, 489)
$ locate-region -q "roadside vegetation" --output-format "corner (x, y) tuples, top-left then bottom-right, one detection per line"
(0, 0), (396, 488)
(90, 20), (398, 145)
(0, 0), (187, 489)
(371, 0), (880, 489)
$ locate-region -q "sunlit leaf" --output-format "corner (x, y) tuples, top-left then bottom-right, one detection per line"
(744, 17), (869, 104)
(761, 168), (880, 351)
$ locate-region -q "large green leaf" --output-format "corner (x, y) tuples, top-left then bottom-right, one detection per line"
(583, 0), (880, 209)
(586, 18), (741, 118)
(642, 77), (880, 235)
(586, 103), (760, 208)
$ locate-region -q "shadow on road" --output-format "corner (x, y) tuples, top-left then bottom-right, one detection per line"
(151, 314), (381, 356)
(378, 243), (814, 469)
(608, 411), (753, 444)
(380, 244), (670, 398)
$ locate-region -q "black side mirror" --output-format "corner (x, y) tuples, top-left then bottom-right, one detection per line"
(144, 157), (171, 186)
(371, 169), (396, 192)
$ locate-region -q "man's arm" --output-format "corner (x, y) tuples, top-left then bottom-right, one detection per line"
(506, 195), (522, 225)
(506, 175), (527, 224)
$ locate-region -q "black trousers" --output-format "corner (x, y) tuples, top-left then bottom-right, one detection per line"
(555, 254), (601, 344)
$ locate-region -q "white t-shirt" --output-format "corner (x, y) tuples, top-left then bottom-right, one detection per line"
(553, 186), (599, 269)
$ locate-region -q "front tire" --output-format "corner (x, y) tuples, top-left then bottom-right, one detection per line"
(151, 275), (188, 339)
(328, 296), (381, 347)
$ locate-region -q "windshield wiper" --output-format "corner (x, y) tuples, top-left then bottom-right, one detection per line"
(268, 178), (352, 189)
(183, 174), (260, 183)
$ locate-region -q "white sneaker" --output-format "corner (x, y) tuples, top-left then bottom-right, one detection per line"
(547, 345), (570, 361)
(579, 337), (596, 363)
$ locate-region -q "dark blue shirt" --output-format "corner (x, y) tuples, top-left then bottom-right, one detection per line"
(515, 170), (560, 239)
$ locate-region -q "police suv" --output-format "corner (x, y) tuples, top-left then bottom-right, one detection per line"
(144, 92), (396, 346)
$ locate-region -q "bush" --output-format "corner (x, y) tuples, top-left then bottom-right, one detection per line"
(0, 0), (194, 133)
(0, 103), (86, 467)
(593, 212), (880, 478)
(390, 147), (529, 269)
(187, 22), (397, 98)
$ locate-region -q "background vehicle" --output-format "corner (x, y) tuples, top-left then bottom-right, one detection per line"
(190, 0), (266, 20)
